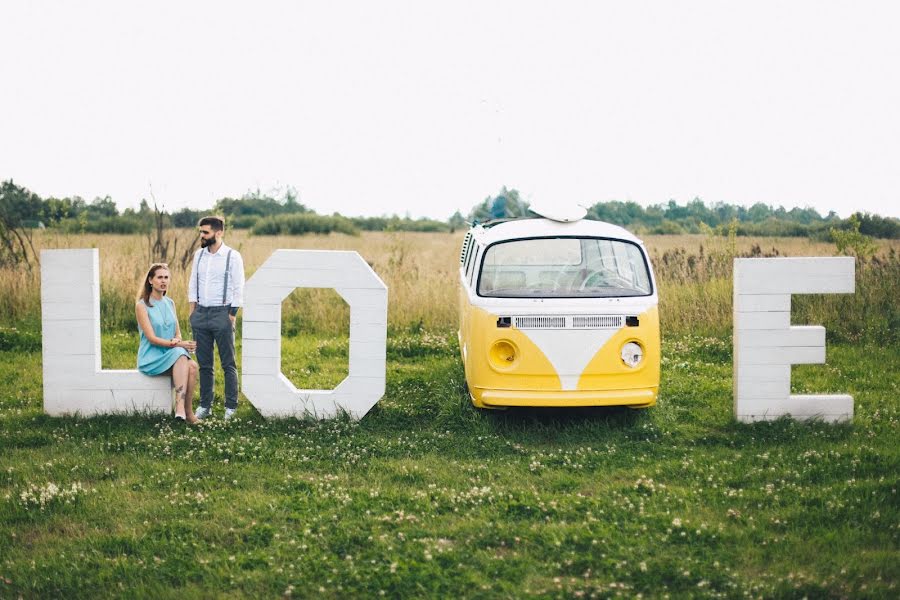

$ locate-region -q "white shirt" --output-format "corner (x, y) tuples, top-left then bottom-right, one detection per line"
(188, 242), (245, 308)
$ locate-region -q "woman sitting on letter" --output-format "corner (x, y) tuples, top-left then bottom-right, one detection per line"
(136, 263), (199, 423)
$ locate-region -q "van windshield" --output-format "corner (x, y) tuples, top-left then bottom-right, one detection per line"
(478, 237), (652, 298)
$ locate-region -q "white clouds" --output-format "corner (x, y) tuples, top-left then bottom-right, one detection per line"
(1, 1), (898, 218)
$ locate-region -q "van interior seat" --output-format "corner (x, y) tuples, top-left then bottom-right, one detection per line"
(481, 269), (526, 292)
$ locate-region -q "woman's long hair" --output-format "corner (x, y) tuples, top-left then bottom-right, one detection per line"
(138, 263), (169, 307)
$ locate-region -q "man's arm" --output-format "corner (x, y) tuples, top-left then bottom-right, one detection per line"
(188, 249), (199, 316)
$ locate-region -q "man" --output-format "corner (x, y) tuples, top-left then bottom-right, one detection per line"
(188, 216), (245, 420)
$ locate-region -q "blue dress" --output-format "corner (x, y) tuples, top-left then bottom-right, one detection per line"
(137, 296), (190, 375)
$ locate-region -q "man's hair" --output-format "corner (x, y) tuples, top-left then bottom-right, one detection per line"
(198, 216), (225, 231)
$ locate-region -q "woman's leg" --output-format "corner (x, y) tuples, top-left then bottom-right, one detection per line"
(184, 359), (199, 424)
(171, 356), (190, 419)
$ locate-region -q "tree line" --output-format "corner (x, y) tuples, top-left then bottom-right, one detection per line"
(469, 187), (900, 239)
(2, 179), (897, 247)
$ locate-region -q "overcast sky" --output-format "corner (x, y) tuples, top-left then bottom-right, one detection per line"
(2, 1), (898, 219)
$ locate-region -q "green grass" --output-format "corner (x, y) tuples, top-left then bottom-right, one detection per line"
(1, 332), (898, 598)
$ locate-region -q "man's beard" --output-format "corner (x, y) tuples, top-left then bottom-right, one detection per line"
(200, 237), (214, 248)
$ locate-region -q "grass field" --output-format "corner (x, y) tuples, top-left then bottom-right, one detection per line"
(0, 231), (898, 598)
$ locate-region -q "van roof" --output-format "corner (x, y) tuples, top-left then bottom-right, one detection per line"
(470, 217), (644, 246)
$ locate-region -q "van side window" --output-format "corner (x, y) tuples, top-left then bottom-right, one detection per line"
(467, 245), (480, 286)
(463, 237), (475, 278)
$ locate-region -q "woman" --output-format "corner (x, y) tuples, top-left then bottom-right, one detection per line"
(136, 263), (199, 423)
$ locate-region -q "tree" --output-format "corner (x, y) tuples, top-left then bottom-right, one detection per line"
(171, 207), (204, 228)
(588, 200), (643, 225)
(467, 187), (530, 222)
(40, 197), (77, 224)
(447, 210), (466, 233)
(0, 180), (43, 269)
(86, 196), (119, 218)
(215, 187), (310, 219)
(747, 202), (772, 222)
(855, 212), (900, 239)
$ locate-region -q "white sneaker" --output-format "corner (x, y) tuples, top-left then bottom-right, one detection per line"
(224, 408), (236, 420)
(195, 406), (211, 420)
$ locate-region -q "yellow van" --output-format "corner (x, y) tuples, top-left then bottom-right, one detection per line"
(458, 208), (660, 409)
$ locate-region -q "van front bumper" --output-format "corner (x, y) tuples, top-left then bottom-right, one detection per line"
(474, 388), (657, 408)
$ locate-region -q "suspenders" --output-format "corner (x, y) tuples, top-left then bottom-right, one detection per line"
(195, 248), (233, 307)
(222, 250), (232, 305)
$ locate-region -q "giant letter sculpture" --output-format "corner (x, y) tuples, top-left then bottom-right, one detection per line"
(733, 257), (855, 423)
(241, 250), (388, 420)
(41, 249), (172, 416)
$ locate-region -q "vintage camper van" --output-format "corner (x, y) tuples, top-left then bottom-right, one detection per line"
(458, 207), (660, 409)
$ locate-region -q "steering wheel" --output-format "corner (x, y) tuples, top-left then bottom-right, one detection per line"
(551, 269), (578, 291)
(579, 269), (613, 291)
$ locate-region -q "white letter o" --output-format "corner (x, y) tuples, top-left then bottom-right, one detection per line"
(241, 250), (387, 419)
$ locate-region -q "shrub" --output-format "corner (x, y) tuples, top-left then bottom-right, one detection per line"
(230, 215), (260, 229)
(651, 221), (685, 235)
(831, 214), (877, 258)
(251, 213), (358, 236)
(57, 216), (147, 234)
(350, 216), (450, 232)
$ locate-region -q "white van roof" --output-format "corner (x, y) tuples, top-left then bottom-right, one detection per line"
(470, 218), (644, 246)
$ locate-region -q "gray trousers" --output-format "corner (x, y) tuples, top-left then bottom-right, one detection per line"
(190, 305), (238, 409)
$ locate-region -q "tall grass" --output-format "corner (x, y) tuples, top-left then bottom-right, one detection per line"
(0, 230), (897, 343)
(651, 236), (900, 343)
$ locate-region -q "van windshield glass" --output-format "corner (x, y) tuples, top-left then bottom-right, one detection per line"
(478, 237), (652, 298)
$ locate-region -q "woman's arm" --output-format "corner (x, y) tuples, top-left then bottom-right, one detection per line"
(136, 301), (182, 349)
(167, 299), (195, 352)
(171, 298), (183, 340)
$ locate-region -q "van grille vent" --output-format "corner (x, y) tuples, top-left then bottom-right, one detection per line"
(572, 315), (624, 329)
(514, 316), (566, 329)
(512, 315), (625, 329)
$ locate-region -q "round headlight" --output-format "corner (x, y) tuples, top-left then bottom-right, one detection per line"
(621, 341), (643, 368)
(489, 340), (518, 370)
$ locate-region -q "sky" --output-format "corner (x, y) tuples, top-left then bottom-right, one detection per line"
(1, 1), (898, 219)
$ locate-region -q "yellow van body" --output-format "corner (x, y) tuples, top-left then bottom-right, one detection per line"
(458, 217), (660, 409)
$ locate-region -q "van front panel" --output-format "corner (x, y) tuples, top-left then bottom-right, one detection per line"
(460, 301), (659, 408)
